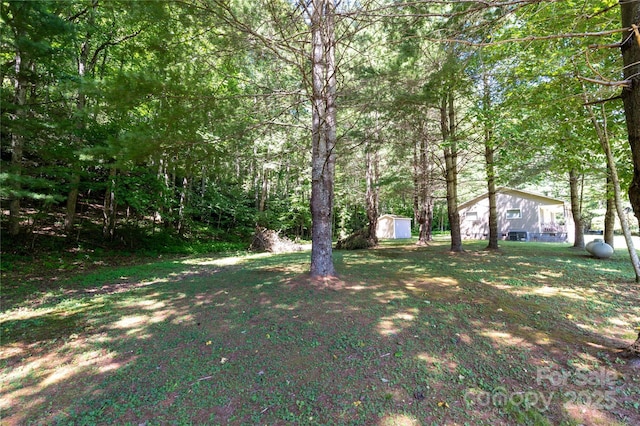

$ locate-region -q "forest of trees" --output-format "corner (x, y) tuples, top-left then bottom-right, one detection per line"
(2, 1), (639, 277)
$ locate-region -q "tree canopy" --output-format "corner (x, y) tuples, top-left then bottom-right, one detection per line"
(1, 0), (638, 276)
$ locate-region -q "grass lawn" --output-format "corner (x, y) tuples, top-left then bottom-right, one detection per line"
(2, 238), (639, 425)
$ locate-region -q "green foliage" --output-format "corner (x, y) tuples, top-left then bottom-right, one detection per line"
(256, 196), (312, 240)
(191, 181), (256, 235)
(114, 168), (165, 218)
(0, 0), (635, 271)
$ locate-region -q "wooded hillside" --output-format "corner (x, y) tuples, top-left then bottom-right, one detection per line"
(2, 0), (639, 275)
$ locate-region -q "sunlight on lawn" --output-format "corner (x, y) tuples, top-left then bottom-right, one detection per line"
(378, 413), (421, 426)
(0, 289), (188, 425)
(3, 240), (639, 425)
(0, 339), (125, 425)
(416, 352), (458, 372)
(181, 252), (270, 266)
(530, 286), (590, 301)
(374, 289), (409, 304)
(1, 306), (58, 321)
(478, 328), (554, 347)
(377, 308), (418, 336)
(404, 276), (459, 290)
(564, 401), (626, 426)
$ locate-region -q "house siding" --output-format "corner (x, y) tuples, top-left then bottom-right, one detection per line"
(459, 189), (573, 243)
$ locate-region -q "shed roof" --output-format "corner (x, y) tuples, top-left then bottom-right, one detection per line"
(379, 214), (412, 220)
(458, 187), (566, 210)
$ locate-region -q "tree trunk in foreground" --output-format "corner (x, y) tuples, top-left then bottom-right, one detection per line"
(441, 92), (462, 252)
(585, 101), (640, 282)
(621, 2), (640, 226)
(484, 132), (498, 250)
(612, 3), (639, 347)
(604, 173), (615, 247)
(309, 0), (337, 277)
(415, 130), (434, 245)
(365, 139), (379, 245)
(482, 68), (499, 250)
(569, 169), (585, 249)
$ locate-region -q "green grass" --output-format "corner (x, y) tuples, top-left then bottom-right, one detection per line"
(1, 239), (639, 425)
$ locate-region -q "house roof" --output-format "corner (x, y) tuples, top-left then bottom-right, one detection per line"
(458, 187), (567, 210)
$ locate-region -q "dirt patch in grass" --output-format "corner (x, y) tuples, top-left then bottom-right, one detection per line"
(1, 240), (639, 425)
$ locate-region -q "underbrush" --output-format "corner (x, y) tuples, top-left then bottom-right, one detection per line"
(0, 226), (249, 274)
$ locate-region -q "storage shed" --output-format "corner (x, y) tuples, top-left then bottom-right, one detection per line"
(376, 214), (412, 239)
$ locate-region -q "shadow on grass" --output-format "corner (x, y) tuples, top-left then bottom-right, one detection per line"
(1, 241), (639, 425)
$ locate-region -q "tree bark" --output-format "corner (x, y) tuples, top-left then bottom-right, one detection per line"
(103, 166), (117, 240)
(483, 70), (499, 250)
(441, 92), (462, 252)
(65, 22), (93, 233)
(415, 127), (434, 245)
(309, 0), (337, 277)
(64, 173), (81, 233)
(584, 99), (640, 282)
(604, 173), (615, 247)
(8, 40), (28, 236)
(177, 176), (189, 235)
(413, 138), (420, 227)
(259, 168), (269, 212)
(365, 139), (379, 245)
(621, 2), (640, 224)
(65, 8), (95, 234)
(569, 169), (585, 249)
(620, 331), (640, 358)
(486, 164), (498, 249)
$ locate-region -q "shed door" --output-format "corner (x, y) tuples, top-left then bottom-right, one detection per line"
(395, 219), (412, 238)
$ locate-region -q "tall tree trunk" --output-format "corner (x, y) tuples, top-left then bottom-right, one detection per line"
(259, 168), (269, 212)
(417, 129), (434, 245)
(584, 100), (640, 282)
(604, 173), (615, 247)
(607, 7), (639, 348)
(365, 139), (379, 245)
(65, 25), (92, 233)
(8, 46), (27, 236)
(441, 92), (462, 252)
(158, 157), (170, 226)
(424, 193), (434, 242)
(621, 2), (640, 224)
(103, 166), (117, 240)
(66, 27), (92, 233)
(413, 138), (420, 227)
(569, 169), (585, 249)
(309, 0), (337, 277)
(177, 176), (188, 235)
(64, 173), (81, 233)
(486, 160), (498, 249)
(482, 69), (499, 250)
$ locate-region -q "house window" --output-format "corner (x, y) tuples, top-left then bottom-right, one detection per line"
(506, 209), (522, 219)
(466, 211), (478, 220)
